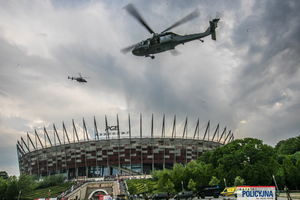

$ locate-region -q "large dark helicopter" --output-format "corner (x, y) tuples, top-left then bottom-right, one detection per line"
(68, 73), (89, 83)
(121, 4), (220, 59)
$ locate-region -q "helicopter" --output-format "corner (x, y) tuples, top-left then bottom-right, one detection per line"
(121, 3), (220, 59)
(68, 73), (89, 83)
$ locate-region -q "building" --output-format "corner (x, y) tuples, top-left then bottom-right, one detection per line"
(16, 114), (234, 179)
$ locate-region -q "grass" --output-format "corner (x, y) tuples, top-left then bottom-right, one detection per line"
(126, 179), (157, 195)
(20, 182), (74, 199)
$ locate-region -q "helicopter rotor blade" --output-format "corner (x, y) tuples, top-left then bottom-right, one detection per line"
(162, 9), (200, 33)
(216, 11), (224, 19)
(123, 3), (155, 35)
(205, 14), (213, 22)
(120, 43), (137, 55)
(78, 73), (82, 78)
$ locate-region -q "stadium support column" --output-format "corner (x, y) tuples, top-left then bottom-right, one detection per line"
(53, 125), (58, 175)
(94, 117), (99, 176)
(83, 118), (89, 178)
(35, 130), (42, 178)
(44, 127), (53, 176)
(128, 114), (132, 174)
(162, 114), (165, 170)
(223, 130), (231, 144)
(63, 122), (70, 178)
(172, 115), (176, 165)
(105, 115), (110, 175)
(212, 124), (219, 142)
(73, 120), (79, 179)
(218, 127), (226, 147)
(16, 144), (21, 175)
(182, 117), (188, 166)
(117, 115), (121, 174)
(203, 121), (210, 151)
(151, 114), (154, 171)
(193, 119), (199, 158)
(140, 113), (143, 174)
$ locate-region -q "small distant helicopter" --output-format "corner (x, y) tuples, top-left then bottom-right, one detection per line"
(68, 73), (89, 83)
(121, 3), (221, 59)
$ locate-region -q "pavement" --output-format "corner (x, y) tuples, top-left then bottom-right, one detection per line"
(278, 192), (300, 199)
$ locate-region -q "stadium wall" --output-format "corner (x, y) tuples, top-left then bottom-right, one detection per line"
(16, 115), (234, 179)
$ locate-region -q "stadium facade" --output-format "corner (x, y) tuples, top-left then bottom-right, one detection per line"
(16, 114), (234, 179)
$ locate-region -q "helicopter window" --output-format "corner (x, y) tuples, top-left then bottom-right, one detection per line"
(160, 35), (171, 43)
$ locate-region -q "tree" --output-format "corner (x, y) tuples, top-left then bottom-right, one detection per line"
(182, 168), (193, 191)
(282, 157), (300, 189)
(188, 178), (196, 193)
(204, 164), (214, 185)
(18, 174), (33, 194)
(275, 136), (300, 155)
(234, 176), (245, 186)
(209, 176), (220, 186)
(186, 160), (199, 172)
(192, 168), (205, 190)
(171, 169), (183, 192)
(197, 150), (212, 164)
(164, 179), (176, 194)
(157, 170), (172, 192)
(5, 176), (18, 200)
(273, 168), (286, 190)
(0, 178), (7, 200)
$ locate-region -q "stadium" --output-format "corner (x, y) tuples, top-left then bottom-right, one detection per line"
(16, 114), (234, 179)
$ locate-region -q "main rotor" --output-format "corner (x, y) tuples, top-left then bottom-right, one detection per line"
(123, 3), (200, 36)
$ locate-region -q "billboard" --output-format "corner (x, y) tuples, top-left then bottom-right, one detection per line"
(237, 186), (275, 200)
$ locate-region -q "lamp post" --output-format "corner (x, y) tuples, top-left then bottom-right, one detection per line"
(272, 175), (280, 195)
(224, 178), (227, 188)
(181, 181), (184, 192)
(18, 191), (21, 200)
(49, 189), (51, 198)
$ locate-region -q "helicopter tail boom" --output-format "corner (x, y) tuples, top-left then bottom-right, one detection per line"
(209, 18), (219, 40)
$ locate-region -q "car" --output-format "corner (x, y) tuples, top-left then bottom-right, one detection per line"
(174, 191), (194, 200)
(221, 187), (237, 197)
(197, 186), (222, 199)
(152, 193), (170, 200)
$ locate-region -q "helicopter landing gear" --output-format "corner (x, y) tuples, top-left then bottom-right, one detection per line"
(146, 55), (155, 59)
(199, 39), (204, 43)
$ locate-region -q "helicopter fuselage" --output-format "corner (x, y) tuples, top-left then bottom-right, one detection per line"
(132, 31), (210, 57)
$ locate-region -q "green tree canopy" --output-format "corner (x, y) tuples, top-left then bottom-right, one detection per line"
(234, 176), (245, 186)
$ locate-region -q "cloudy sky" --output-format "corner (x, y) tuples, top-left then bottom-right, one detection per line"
(1, 0), (299, 176)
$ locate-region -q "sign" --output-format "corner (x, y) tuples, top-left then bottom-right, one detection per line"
(237, 186), (275, 200)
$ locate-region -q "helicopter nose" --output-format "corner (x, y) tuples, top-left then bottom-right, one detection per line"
(132, 49), (138, 55)
(132, 47), (143, 56)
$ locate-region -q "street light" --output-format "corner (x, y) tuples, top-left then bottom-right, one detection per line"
(224, 178), (227, 188)
(272, 175), (280, 195)
(49, 189), (51, 198)
(18, 191), (21, 200)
